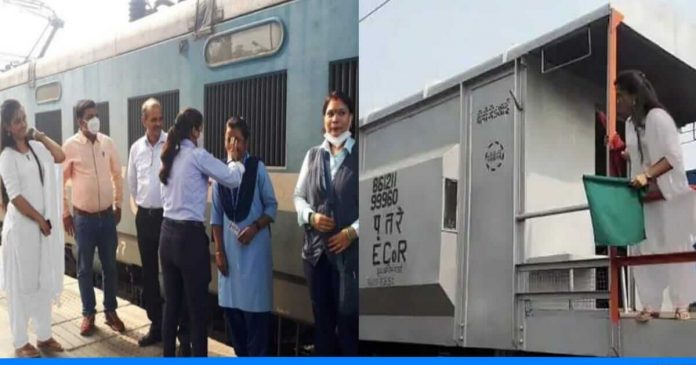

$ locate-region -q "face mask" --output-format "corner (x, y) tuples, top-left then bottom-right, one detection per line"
(324, 130), (351, 147)
(86, 117), (100, 135)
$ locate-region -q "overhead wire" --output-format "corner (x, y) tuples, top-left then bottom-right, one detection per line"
(359, 0), (392, 23)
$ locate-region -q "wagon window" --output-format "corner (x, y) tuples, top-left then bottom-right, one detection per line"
(127, 90), (179, 146)
(204, 71), (287, 167)
(35, 109), (62, 143)
(35, 82), (61, 104)
(443, 178), (458, 231)
(329, 58), (359, 134)
(205, 19), (284, 67)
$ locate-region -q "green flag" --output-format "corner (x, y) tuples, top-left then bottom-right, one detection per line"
(582, 175), (645, 246)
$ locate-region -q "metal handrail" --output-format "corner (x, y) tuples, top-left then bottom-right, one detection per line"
(517, 290), (610, 301)
(517, 257), (608, 272)
(516, 203), (589, 221)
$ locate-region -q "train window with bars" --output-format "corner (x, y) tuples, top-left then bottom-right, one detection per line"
(73, 101), (110, 135)
(127, 90), (180, 147)
(329, 57), (358, 134)
(35, 110), (62, 143)
(204, 71), (287, 167)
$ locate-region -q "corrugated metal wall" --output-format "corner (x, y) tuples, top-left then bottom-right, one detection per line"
(72, 102), (110, 135)
(204, 71), (287, 166)
(35, 109), (62, 143)
(127, 90), (180, 146)
(329, 57), (358, 133)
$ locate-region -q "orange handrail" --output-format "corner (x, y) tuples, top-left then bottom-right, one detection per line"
(606, 8), (624, 325)
(610, 251), (696, 324)
(606, 10), (622, 141)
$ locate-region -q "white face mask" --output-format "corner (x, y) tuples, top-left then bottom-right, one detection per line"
(324, 130), (351, 147)
(86, 117), (100, 135)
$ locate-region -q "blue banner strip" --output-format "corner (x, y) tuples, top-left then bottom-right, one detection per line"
(6, 358), (696, 364)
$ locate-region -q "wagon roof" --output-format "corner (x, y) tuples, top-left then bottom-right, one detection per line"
(361, 1), (696, 128)
(0, 0), (288, 91)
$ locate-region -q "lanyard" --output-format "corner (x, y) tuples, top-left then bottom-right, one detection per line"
(230, 154), (249, 212)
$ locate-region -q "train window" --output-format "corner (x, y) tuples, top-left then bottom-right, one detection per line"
(127, 90), (180, 147)
(541, 26), (591, 74)
(443, 178), (458, 231)
(35, 82), (61, 104)
(329, 58), (359, 134)
(204, 18), (284, 67)
(204, 71), (287, 167)
(73, 102), (110, 136)
(35, 110), (62, 143)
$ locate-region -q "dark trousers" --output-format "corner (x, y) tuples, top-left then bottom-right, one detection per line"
(74, 211), (118, 316)
(303, 254), (358, 356)
(159, 218), (211, 357)
(223, 308), (270, 357)
(136, 208), (190, 345)
(135, 208), (164, 332)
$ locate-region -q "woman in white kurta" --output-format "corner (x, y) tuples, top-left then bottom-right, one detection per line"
(0, 99), (66, 357)
(616, 71), (696, 322)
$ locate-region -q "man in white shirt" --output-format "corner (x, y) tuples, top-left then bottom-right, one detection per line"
(127, 98), (189, 353)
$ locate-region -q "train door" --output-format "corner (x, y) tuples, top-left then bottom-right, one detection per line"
(463, 70), (517, 349)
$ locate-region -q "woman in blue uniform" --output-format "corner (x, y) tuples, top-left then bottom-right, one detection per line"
(211, 117), (278, 356)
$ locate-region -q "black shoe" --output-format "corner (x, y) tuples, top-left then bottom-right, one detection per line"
(138, 332), (162, 347)
(177, 343), (192, 357)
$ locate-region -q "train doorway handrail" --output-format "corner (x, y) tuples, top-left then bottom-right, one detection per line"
(516, 204), (589, 221)
(608, 248), (696, 324)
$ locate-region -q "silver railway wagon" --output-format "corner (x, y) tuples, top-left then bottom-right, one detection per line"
(0, 0), (358, 328)
(359, 0), (696, 356)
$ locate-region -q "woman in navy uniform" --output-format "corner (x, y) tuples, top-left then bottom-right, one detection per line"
(294, 92), (358, 355)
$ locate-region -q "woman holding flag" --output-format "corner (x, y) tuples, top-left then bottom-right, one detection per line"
(616, 70), (696, 322)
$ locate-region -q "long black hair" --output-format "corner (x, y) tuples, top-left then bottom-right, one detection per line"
(1, 99), (22, 153)
(159, 107), (203, 185)
(615, 70), (670, 163)
(615, 70), (666, 127)
(1, 99), (24, 209)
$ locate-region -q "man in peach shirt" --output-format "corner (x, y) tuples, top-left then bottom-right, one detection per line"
(62, 99), (125, 336)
